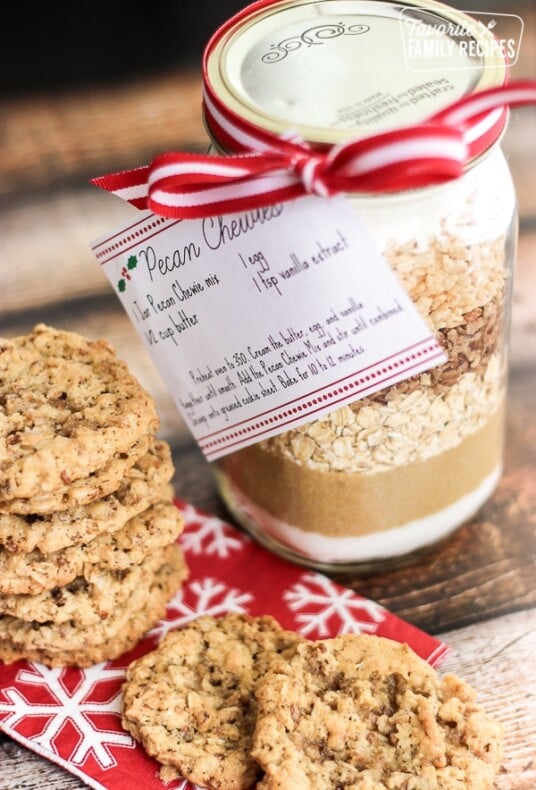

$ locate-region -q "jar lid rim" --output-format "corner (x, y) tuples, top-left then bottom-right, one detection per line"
(203, 0), (508, 155)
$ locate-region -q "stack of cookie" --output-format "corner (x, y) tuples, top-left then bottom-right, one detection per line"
(0, 324), (188, 667)
(122, 614), (504, 790)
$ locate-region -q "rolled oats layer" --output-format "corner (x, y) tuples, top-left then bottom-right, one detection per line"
(256, 353), (503, 475)
(385, 234), (507, 331)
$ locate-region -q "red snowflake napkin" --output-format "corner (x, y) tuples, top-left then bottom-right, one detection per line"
(0, 499), (448, 790)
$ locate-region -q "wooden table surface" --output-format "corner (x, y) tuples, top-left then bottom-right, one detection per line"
(1, 7), (535, 787)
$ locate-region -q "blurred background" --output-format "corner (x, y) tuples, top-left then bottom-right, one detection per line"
(1, 0), (531, 94)
(1, 2), (247, 95)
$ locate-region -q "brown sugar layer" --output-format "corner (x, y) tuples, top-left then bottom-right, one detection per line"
(219, 405), (504, 538)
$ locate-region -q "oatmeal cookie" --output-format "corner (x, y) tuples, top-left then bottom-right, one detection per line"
(0, 324), (159, 502)
(0, 433), (152, 516)
(0, 543), (187, 667)
(0, 541), (181, 625)
(252, 634), (503, 790)
(0, 440), (174, 553)
(0, 499), (184, 595)
(122, 613), (304, 790)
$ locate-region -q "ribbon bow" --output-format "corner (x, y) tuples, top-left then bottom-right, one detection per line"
(91, 80), (536, 220)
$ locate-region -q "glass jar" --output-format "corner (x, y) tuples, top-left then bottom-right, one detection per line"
(203, 0), (517, 570)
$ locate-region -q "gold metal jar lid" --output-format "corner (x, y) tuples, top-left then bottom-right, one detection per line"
(204, 0), (508, 148)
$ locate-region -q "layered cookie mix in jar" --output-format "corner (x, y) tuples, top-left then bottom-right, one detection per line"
(205, 0), (518, 570)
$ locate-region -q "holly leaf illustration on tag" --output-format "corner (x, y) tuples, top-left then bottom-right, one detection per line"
(117, 255), (138, 292)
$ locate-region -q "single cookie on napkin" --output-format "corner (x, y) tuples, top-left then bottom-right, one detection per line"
(121, 613), (304, 790)
(251, 633), (504, 790)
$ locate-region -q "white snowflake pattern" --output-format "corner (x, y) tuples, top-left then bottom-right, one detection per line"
(0, 663), (133, 768)
(149, 577), (253, 641)
(180, 504), (244, 558)
(284, 573), (386, 637)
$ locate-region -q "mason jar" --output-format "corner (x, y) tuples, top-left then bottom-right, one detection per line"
(203, 0), (517, 570)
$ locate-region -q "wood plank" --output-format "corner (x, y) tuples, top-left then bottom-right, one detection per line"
(0, 741), (84, 790)
(0, 69), (207, 198)
(510, 230), (536, 368)
(493, 0), (536, 214)
(438, 609), (536, 790)
(1, 609), (534, 789)
(503, 108), (536, 216)
(0, 189), (132, 316)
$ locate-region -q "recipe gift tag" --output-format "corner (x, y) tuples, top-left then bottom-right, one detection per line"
(92, 196), (446, 460)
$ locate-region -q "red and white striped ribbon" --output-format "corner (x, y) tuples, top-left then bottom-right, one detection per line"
(91, 80), (536, 220)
